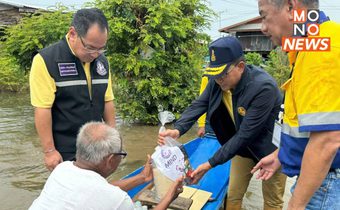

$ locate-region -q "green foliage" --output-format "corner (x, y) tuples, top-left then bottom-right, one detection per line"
(0, 50), (28, 92)
(264, 48), (290, 87)
(245, 52), (263, 66)
(244, 50), (290, 88)
(3, 5), (72, 72)
(96, 0), (213, 124)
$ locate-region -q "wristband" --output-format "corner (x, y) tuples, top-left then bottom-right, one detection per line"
(44, 148), (56, 154)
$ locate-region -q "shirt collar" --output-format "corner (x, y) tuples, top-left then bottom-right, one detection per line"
(233, 65), (249, 95)
(65, 33), (76, 56)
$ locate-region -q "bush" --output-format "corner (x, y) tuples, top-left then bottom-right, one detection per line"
(245, 52), (263, 66)
(96, 0), (213, 124)
(1, 1), (214, 124)
(0, 51), (28, 92)
(2, 5), (72, 72)
(264, 48), (290, 87)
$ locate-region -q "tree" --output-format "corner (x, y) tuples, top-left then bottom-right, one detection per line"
(264, 48), (290, 87)
(2, 5), (72, 72)
(1, 1), (214, 124)
(1, 5), (71, 92)
(96, 0), (213, 124)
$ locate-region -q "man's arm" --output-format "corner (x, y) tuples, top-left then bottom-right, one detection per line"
(174, 80), (212, 136)
(110, 174), (147, 192)
(116, 177), (183, 210)
(34, 107), (63, 171)
(288, 130), (340, 209)
(110, 155), (152, 191)
(209, 83), (278, 167)
(103, 100), (116, 128)
(30, 53), (60, 170)
(251, 149), (281, 180)
(153, 177), (184, 210)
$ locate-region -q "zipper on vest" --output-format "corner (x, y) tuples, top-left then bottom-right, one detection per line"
(89, 69), (93, 105)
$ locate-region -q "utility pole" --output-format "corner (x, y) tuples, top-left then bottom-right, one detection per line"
(217, 10), (228, 37)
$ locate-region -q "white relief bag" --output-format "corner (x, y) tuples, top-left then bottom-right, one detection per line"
(152, 111), (185, 181)
(151, 111), (186, 198)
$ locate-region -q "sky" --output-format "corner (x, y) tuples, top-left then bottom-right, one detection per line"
(205, 0), (340, 39)
(3, 0), (340, 39)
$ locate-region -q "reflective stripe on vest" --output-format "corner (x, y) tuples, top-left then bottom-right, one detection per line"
(55, 80), (87, 87)
(92, 79), (108, 85)
(55, 79), (108, 87)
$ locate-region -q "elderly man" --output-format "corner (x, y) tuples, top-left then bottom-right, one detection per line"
(30, 8), (116, 171)
(252, 1), (340, 210)
(159, 36), (286, 210)
(29, 122), (183, 210)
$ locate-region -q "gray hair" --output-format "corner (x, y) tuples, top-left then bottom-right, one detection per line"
(71, 8), (109, 37)
(267, 0), (319, 9)
(76, 122), (122, 165)
(233, 55), (245, 65)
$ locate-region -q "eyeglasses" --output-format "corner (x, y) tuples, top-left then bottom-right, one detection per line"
(215, 64), (236, 82)
(113, 150), (128, 159)
(79, 36), (107, 54)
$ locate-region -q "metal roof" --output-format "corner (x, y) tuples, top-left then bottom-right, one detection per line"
(219, 16), (262, 33)
(0, 0), (44, 10)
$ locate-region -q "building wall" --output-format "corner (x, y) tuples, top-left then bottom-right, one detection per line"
(0, 4), (20, 26)
(0, 3), (38, 26)
(236, 31), (274, 57)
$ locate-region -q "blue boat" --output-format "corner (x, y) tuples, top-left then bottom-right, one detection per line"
(123, 134), (231, 210)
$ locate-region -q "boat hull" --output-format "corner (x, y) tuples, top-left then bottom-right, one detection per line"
(124, 135), (231, 210)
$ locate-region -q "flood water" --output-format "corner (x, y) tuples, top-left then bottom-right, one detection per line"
(0, 92), (294, 210)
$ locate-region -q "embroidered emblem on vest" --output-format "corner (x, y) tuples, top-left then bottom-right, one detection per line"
(237, 107), (246, 116)
(58, 63), (78, 76)
(96, 61), (107, 76)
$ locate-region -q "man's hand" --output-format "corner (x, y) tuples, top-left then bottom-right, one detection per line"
(165, 176), (184, 202)
(154, 176), (184, 210)
(251, 150), (281, 180)
(197, 127), (205, 137)
(110, 155), (153, 191)
(158, 129), (180, 145)
(190, 162), (212, 184)
(140, 155), (153, 183)
(44, 150), (63, 171)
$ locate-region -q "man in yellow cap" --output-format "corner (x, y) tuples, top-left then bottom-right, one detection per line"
(158, 36), (286, 210)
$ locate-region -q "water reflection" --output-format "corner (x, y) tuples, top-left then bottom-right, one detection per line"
(0, 92), (196, 210)
(0, 92), (294, 210)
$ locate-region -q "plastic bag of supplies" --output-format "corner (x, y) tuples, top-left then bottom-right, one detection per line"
(151, 111), (192, 198)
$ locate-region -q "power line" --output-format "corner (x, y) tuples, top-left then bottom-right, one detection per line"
(220, 11), (258, 22)
(221, 0), (257, 8)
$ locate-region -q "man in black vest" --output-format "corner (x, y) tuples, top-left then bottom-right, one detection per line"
(30, 8), (116, 171)
(158, 36), (287, 210)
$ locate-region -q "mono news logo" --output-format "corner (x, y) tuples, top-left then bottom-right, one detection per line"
(282, 9), (330, 51)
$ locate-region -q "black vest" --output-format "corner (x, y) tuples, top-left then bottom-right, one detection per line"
(39, 38), (109, 156)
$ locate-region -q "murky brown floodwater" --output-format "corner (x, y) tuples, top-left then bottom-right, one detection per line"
(0, 92), (294, 210)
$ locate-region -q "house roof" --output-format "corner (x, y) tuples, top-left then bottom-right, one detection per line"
(219, 16), (262, 33)
(0, 0), (44, 10)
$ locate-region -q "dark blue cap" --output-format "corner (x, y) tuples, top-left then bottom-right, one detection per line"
(204, 36), (243, 79)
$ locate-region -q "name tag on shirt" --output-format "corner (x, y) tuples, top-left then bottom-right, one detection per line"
(58, 63), (78, 76)
(272, 120), (282, 148)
